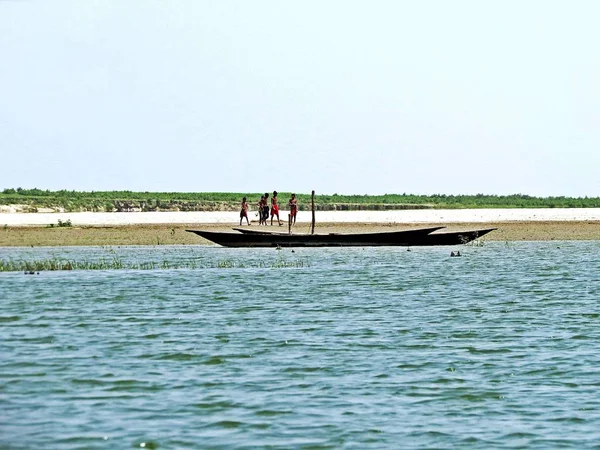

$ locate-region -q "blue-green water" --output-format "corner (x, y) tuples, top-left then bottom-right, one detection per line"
(1, 242), (600, 449)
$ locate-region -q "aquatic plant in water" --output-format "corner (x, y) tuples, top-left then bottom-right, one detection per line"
(0, 256), (309, 272)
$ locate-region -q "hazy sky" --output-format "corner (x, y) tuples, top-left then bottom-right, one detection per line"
(1, 1), (599, 196)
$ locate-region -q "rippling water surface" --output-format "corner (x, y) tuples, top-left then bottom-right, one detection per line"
(2, 242), (600, 449)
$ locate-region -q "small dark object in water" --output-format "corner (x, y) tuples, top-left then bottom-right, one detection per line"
(450, 251), (462, 257)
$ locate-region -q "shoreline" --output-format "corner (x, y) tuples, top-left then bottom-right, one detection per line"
(1, 209), (599, 246)
(2, 208), (600, 227)
(1, 220), (599, 247)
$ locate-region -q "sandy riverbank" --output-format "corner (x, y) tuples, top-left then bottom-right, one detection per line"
(2, 208), (600, 227)
(1, 216), (599, 247)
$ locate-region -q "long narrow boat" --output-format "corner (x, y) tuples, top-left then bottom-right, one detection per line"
(409, 228), (497, 246)
(187, 190), (497, 247)
(230, 226), (497, 246)
(231, 227), (292, 236)
(186, 226), (446, 248)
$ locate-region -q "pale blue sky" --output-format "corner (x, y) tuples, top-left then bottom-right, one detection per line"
(1, 1), (599, 196)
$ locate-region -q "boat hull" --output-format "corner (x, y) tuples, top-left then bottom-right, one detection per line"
(230, 227), (497, 246)
(186, 227), (447, 248)
(410, 228), (497, 246)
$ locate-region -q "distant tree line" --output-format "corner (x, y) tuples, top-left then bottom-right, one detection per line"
(1, 188), (599, 212)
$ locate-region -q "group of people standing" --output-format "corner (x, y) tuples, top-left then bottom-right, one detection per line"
(239, 191), (298, 226)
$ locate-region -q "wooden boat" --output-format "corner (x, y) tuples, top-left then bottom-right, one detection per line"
(186, 192), (497, 247)
(409, 227), (497, 246)
(230, 226), (497, 246)
(232, 227), (292, 236)
(186, 226), (446, 248)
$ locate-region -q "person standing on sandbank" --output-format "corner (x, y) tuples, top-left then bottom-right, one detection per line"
(271, 191), (283, 226)
(289, 193), (298, 225)
(263, 193), (270, 225)
(239, 197), (250, 226)
(258, 195), (266, 225)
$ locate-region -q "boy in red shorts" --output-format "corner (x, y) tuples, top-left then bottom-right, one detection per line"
(288, 193), (298, 225)
(271, 191), (282, 226)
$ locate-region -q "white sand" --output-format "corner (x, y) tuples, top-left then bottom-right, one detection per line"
(1, 208), (600, 226)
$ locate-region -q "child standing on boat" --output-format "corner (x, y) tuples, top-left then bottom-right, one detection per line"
(271, 191), (283, 226)
(240, 197), (250, 226)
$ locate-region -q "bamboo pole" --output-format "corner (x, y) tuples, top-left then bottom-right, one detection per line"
(311, 190), (315, 235)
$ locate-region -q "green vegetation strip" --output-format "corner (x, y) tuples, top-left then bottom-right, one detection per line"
(2, 188), (599, 211)
(0, 258), (309, 272)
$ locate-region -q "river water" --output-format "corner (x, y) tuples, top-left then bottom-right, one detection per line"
(1, 242), (600, 449)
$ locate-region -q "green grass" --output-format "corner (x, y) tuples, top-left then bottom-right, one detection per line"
(2, 187), (599, 211)
(0, 257), (309, 272)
